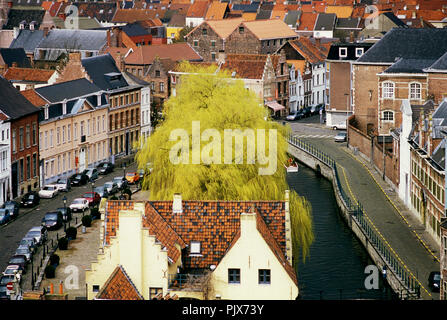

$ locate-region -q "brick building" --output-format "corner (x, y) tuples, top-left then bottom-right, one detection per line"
(0, 76), (39, 198)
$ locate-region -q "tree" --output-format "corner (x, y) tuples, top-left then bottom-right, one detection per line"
(172, 26), (194, 43)
(136, 62), (313, 264)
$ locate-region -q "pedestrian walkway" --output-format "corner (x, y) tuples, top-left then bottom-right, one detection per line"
(294, 136), (440, 299)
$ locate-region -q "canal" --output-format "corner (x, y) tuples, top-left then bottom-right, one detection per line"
(288, 164), (394, 300)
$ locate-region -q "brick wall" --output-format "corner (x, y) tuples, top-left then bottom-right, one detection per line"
(329, 61), (351, 111)
(353, 64), (388, 133)
(55, 53), (89, 84)
(428, 72), (447, 105)
(186, 23), (224, 62)
(226, 27), (261, 55)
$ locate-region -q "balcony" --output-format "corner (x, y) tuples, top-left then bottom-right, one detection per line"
(168, 273), (210, 291)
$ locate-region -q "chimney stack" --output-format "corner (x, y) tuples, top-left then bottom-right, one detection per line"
(173, 193), (182, 213)
(349, 31), (354, 43)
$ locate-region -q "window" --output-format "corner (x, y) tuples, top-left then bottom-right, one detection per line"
(62, 126), (66, 143)
(33, 153), (37, 177)
(239, 26), (244, 34)
(44, 131), (47, 149)
(19, 158), (23, 182)
(50, 129), (53, 147)
(382, 82), (395, 99)
(56, 127), (60, 145)
(32, 123), (36, 145)
(155, 70), (160, 77)
(92, 285), (100, 293)
(26, 125), (30, 148)
(193, 40), (198, 47)
(160, 82), (164, 93)
(19, 127), (24, 150)
(258, 269), (271, 284)
(339, 47), (347, 58)
(211, 40), (216, 48)
(26, 155), (30, 179)
(44, 106), (49, 120)
(202, 28), (207, 35)
(190, 241), (201, 254)
(410, 82), (421, 100)
(228, 269), (240, 284)
(355, 48), (364, 57)
(383, 111), (394, 121)
(68, 124), (71, 141)
(211, 52), (216, 61)
(149, 288), (162, 299)
(74, 123), (77, 140)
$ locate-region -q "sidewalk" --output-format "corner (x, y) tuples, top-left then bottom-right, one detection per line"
(298, 136), (440, 299)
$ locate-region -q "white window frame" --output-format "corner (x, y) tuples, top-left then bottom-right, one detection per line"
(339, 47), (347, 58)
(382, 81), (395, 99)
(355, 48), (364, 58)
(409, 82), (422, 100)
(190, 241), (201, 255)
(382, 110), (394, 122)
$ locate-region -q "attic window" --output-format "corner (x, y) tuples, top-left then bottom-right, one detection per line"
(202, 28), (207, 35)
(92, 285), (100, 292)
(155, 70), (160, 77)
(355, 48), (364, 58)
(190, 241), (201, 254)
(44, 106), (49, 120)
(339, 47), (347, 58)
(239, 26), (244, 34)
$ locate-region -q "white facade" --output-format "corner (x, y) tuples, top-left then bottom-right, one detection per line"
(10, 71), (58, 91)
(186, 17), (204, 28)
(140, 86), (151, 145)
(0, 121), (11, 206)
(311, 62), (326, 106)
(399, 100), (412, 207)
(288, 65), (303, 113)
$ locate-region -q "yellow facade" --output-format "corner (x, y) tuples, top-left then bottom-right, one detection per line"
(167, 27), (183, 44)
(86, 203), (298, 300)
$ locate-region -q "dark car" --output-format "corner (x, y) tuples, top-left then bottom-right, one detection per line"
(0, 284), (9, 300)
(83, 192), (101, 207)
(428, 271), (441, 292)
(19, 237), (38, 254)
(8, 255), (27, 270)
(97, 162), (114, 175)
(113, 176), (128, 190)
(41, 211), (64, 230)
(302, 106), (312, 118)
(94, 186), (109, 198)
(71, 173), (89, 186)
(0, 209), (10, 225)
(3, 201), (19, 219)
(56, 207), (72, 222)
(20, 191), (40, 208)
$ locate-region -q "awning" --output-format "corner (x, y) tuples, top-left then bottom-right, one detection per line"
(265, 101), (285, 112)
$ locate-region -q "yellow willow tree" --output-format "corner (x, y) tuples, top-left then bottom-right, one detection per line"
(136, 62), (314, 263)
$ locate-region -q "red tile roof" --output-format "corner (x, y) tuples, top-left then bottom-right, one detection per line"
(4, 67), (55, 83)
(104, 200), (287, 270)
(21, 89), (47, 107)
(124, 43), (202, 65)
(288, 37), (329, 64)
(96, 265), (144, 300)
(297, 12), (318, 31)
(205, 1), (228, 20)
(48, 2), (62, 17)
(221, 54), (269, 79)
(187, 1), (210, 18)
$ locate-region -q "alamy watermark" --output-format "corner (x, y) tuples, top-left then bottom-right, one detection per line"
(168, 121), (278, 175)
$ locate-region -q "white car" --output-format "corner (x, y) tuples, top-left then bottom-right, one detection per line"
(69, 198), (89, 213)
(3, 265), (22, 283)
(38, 185), (59, 199)
(334, 131), (347, 142)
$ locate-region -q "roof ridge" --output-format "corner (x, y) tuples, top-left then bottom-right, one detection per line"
(118, 265), (144, 299)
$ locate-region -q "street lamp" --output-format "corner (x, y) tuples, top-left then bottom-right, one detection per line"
(63, 196), (67, 232)
(123, 165), (126, 178)
(91, 181), (95, 193)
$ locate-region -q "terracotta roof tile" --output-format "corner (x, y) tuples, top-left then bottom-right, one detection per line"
(195, 18), (244, 39)
(325, 5), (353, 18)
(41, 1), (52, 11)
(96, 265), (144, 300)
(205, 1), (227, 20)
(4, 67), (55, 83)
(48, 2), (62, 17)
(242, 12), (257, 21)
(21, 89), (47, 107)
(270, 9), (287, 21)
(288, 37), (328, 64)
(242, 19), (298, 40)
(104, 200), (287, 270)
(186, 1), (210, 18)
(297, 12), (318, 31)
(124, 43), (202, 65)
(112, 9), (166, 23)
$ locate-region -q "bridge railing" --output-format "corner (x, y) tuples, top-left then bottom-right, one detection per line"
(288, 134), (421, 298)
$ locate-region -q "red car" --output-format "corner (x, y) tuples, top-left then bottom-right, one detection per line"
(83, 192), (101, 207)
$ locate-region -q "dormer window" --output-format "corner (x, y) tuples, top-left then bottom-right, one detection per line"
(355, 48), (364, 58)
(62, 101), (67, 115)
(193, 40), (198, 47)
(339, 47), (347, 58)
(190, 241), (201, 255)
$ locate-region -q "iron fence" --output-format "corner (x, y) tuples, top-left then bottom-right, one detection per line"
(288, 134), (421, 298)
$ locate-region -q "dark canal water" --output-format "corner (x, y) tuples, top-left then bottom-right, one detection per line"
(287, 164), (394, 300)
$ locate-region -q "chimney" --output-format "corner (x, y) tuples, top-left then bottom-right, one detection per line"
(69, 52), (81, 63)
(7, 1), (12, 8)
(11, 62), (17, 68)
(97, 92), (102, 106)
(13, 27), (19, 39)
(173, 193), (182, 213)
(240, 209), (256, 238)
(118, 53), (125, 71)
(349, 31), (354, 43)
(43, 27), (49, 37)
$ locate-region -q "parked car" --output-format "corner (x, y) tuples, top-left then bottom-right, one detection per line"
(0, 274), (19, 286)
(125, 172), (140, 184)
(94, 186), (109, 199)
(19, 237), (37, 253)
(0, 209), (10, 225)
(113, 176), (128, 190)
(85, 168), (99, 182)
(69, 198), (89, 213)
(41, 211), (64, 230)
(15, 245), (32, 262)
(286, 111), (303, 121)
(3, 265), (22, 283)
(104, 181), (119, 195)
(39, 185), (59, 199)
(56, 207), (72, 222)
(302, 107), (312, 118)
(26, 226), (47, 245)
(3, 201), (19, 219)
(20, 191), (40, 208)
(55, 177), (71, 192)
(8, 255), (27, 270)
(97, 162), (114, 175)
(83, 192), (101, 207)
(0, 284), (9, 300)
(332, 122), (347, 130)
(71, 173), (89, 186)
(334, 131), (347, 142)
(428, 271), (441, 292)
